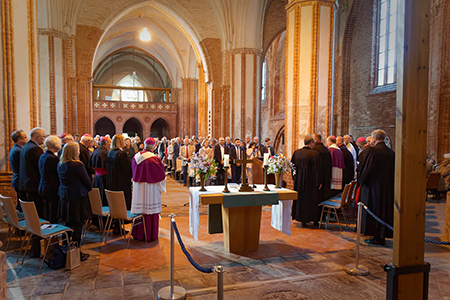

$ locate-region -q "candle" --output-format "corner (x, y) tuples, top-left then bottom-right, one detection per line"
(224, 154), (229, 167)
(263, 153), (269, 166)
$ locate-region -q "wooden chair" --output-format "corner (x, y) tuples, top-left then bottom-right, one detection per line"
(318, 184), (351, 231)
(0, 195), (49, 256)
(426, 172), (441, 202)
(19, 200), (72, 274)
(330, 180), (358, 221)
(104, 190), (147, 248)
(175, 158), (183, 181)
(81, 188), (110, 244)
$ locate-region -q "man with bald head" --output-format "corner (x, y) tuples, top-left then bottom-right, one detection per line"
(90, 136), (111, 204)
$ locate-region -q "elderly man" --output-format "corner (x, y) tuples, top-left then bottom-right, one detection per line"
(327, 135), (345, 195)
(19, 127), (45, 215)
(131, 138), (166, 241)
(19, 127), (45, 257)
(337, 136), (354, 186)
(357, 129), (394, 246)
(38, 135), (61, 223)
(245, 136), (252, 149)
(9, 130), (28, 205)
(214, 137), (229, 185)
(79, 134), (94, 177)
(313, 133), (332, 201)
(291, 135), (321, 227)
(90, 136), (111, 204)
(58, 133), (74, 157)
(180, 137), (195, 185)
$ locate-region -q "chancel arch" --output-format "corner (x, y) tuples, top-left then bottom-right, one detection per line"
(150, 118), (170, 139)
(123, 117), (143, 139)
(94, 117), (116, 137)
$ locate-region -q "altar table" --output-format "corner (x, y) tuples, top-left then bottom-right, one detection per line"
(189, 184), (297, 253)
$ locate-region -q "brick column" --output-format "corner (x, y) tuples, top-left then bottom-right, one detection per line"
(285, 0), (336, 158)
(197, 63), (208, 137)
(181, 78), (198, 137)
(0, 250), (5, 300)
(230, 48), (261, 139)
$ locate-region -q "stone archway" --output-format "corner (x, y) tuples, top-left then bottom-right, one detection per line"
(150, 118), (170, 139)
(123, 117), (143, 139)
(94, 117), (116, 136)
(273, 125), (285, 155)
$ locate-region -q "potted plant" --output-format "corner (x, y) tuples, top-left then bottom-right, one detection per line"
(189, 153), (218, 191)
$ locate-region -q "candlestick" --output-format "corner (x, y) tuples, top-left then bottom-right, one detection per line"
(263, 165), (270, 191)
(224, 154), (230, 167)
(263, 153), (269, 166)
(222, 166), (230, 193)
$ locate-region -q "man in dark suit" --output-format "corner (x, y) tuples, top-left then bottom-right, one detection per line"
(229, 138), (242, 183)
(172, 137), (181, 171)
(79, 134), (94, 177)
(313, 133), (332, 201)
(357, 129), (395, 246)
(214, 137), (229, 185)
(337, 136), (355, 186)
(9, 130), (28, 204)
(261, 138), (276, 157)
(38, 135), (61, 223)
(19, 127), (45, 216)
(19, 127), (45, 258)
(57, 133), (74, 157)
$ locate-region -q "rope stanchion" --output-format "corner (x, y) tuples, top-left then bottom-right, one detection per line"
(346, 202), (370, 276)
(360, 203), (450, 246)
(158, 214), (187, 300)
(158, 213), (226, 300)
(172, 220), (214, 273)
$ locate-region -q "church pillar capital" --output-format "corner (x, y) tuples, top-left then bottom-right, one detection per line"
(284, 0), (336, 158)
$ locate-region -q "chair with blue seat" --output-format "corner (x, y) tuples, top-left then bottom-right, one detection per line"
(104, 189), (147, 248)
(19, 200), (73, 274)
(0, 195), (49, 256)
(318, 183), (351, 231)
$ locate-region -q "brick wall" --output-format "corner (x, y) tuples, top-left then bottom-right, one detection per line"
(262, 0), (288, 52)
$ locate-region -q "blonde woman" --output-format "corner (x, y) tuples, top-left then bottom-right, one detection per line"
(58, 142), (92, 260)
(246, 142), (257, 187)
(105, 134), (132, 209)
(199, 139), (213, 159)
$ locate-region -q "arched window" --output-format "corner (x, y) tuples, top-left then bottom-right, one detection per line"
(261, 60), (267, 103)
(112, 75), (148, 102)
(377, 0), (398, 86)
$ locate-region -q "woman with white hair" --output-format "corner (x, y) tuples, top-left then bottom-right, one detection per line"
(38, 135), (62, 223)
(58, 142), (92, 260)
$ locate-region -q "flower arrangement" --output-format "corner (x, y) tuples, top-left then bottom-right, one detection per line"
(267, 154), (293, 174)
(189, 153), (218, 177)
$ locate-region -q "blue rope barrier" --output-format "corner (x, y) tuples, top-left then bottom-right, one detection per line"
(360, 203), (450, 246)
(172, 220), (214, 273)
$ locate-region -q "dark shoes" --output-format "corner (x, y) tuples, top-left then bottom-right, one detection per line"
(80, 251), (90, 261)
(301, 222), (308, 228)
(364, 237), (385, 246)
(313, 221), (319, 227)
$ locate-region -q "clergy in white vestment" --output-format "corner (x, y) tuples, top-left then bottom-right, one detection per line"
(131, 137), (167, 241)
(327, 136), (345, 193)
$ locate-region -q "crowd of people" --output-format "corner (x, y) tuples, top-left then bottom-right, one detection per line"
(290, 130), (395, 246)
(8, 125), (395, 267)
(8, 129), (167, 263)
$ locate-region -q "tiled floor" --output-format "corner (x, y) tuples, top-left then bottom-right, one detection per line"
(4, 178), (450, 299)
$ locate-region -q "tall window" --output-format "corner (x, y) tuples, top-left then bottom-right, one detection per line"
(377, 0), (398, 86)
(261, 60), (267, 103)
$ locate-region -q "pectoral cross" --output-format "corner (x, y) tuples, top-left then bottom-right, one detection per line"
(235, 149), (254, 192)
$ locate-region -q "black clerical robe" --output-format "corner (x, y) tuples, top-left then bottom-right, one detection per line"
(312, 142), (332, 201)
(357, 142), (394, 240)
(291, 146), (321, 223)
(106, 149), (133, 209)
(340, 145), (354, 185)
(91, 145), (109, 205)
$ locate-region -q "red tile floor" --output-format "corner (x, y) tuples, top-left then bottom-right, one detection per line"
(4, 178), (450, 299)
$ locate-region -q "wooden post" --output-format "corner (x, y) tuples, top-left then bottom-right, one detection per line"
(394, 0), (430, 298)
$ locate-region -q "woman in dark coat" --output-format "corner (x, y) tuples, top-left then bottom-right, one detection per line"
(106, 134), (133, 209)
(58, 142), (92, 260)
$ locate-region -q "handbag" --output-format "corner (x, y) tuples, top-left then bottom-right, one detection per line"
(65, 242), (80, 270)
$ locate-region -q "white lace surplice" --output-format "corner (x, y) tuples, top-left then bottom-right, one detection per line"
(131, 179), (166, 214)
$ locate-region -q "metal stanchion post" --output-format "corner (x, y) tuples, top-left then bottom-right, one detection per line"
(214, 265), (225, 300)
(346, 202), (370, 276)
(158, 214), (187, 300)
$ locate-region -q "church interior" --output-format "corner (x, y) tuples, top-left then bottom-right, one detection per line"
(1, 0), (450, 299)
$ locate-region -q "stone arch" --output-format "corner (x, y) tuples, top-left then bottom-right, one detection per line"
(150, 118), (170, 139)
(123, 117), (143, 139)
(94, 117), (116, 136)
